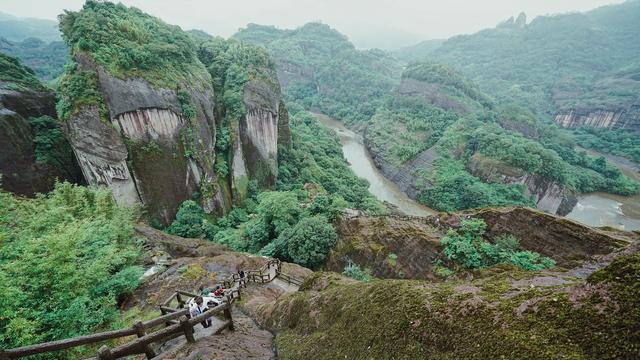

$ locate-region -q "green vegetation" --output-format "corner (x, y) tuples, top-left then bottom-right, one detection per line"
(342, 264), (373, 282)
(366, 63), (637, 211)
(573, 127), (640, 163)
(166, 106), (383, 268)
(418, 2), (640, 117)
(27, 115), (77, 171)
(265, 253), (640, 359)
(0, 52), (46, 90)
(441, 219), (555, 271)
(56, 63), (109, 121)
(0, 183), (142, 353)
(58, 0), (210, 89)
(234, 22), (402, 126)
(0, 38), (68, 81)
(418, 155), (534, 212)
(278, 106), (383, 211)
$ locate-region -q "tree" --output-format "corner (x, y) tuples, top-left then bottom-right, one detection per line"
(285, 216), (338, 268)
(167, 200), (205, 238)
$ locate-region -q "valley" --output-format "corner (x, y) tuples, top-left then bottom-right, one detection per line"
(1, 0), (639, 359)
(315, 112), (434, 216)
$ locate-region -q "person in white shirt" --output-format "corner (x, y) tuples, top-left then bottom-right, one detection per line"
(189, 296), (212, 328)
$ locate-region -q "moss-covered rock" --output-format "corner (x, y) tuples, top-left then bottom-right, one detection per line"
(258, 243), (640, 359)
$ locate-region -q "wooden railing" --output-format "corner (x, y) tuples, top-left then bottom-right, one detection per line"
(0, 258), (302, 360)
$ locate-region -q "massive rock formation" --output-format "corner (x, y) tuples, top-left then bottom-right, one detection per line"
(58, 3), (291, 225)
(466, 154), (577, 215)
(62, 54), (220, 224)
(554, 106), (640, 132)
(327, 207), (630, 279)
(0, 54), (81, 196)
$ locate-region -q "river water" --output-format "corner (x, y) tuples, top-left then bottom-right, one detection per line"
(565, 149), (640, 231)
(316, 113), (640, 230)
(314, 113), (435, 217)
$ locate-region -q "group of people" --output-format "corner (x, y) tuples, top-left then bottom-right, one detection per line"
(187, 270), (246, 329)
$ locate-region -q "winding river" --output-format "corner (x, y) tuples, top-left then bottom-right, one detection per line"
(316, 113), (640, 230)
(315, 113), (434, 217)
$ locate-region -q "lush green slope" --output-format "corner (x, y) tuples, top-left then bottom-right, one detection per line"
(234, 22), (402, 126)
(365, 62), (638, 212)
(0, 183), (142, 353)
(420, 1), (640, 117)
(59, 0), (210, 90)
(0, 52), (46, 91)
(0, 37), (67, 81)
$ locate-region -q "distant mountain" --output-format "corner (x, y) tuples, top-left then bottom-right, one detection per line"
(422, 1), (640, 130)
(0, 12), (61, 43)
(393, 39), (445, 63)
(339, 24), (428, 50)
(234, 22), (403, 125)
(0, 37), (68, 81)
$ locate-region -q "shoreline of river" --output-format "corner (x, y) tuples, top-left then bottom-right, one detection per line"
(313, 112), (435, 217)
(314, 112), (640, 230)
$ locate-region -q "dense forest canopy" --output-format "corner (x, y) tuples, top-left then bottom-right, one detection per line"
(415, 1), (640, 116)
(234, 22), (403, 126)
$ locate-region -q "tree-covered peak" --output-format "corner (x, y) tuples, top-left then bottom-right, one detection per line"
(402, 62), (493, 109)
(58, 0), (210, 89)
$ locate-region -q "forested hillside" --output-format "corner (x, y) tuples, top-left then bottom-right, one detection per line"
(0, 37), (67, 81)
(234, 23), (402, 126)
(235, 22), (638, 214)
(408, 1), (640, 118)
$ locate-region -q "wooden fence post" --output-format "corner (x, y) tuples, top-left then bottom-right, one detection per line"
(180, 316), (196, 343)
(97, 345), (114, 360)
(224, 306), (235, 331)
(133, 320), (156, 359)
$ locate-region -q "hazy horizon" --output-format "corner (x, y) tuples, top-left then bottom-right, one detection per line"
(0, 0), (628, 48)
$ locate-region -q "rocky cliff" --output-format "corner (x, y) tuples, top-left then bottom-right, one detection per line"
(467, 154), (578, 215)
(0, 53), (81, 195)
(58, 2), (290, 225)
(257, 239), (640, 359)
(327, 207), (630, 279)
(554, 106), (640, 132)
(62, 53), (220, 224)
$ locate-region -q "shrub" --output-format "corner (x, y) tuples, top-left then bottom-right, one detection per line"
(285, 216), (338, 268)
(343, 264), (373, 282)
(0, 182), (142, 350)
(167, 200), (205, 238)
(441, 218), (555, 271)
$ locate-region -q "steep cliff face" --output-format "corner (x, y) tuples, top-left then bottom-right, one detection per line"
(57, 2), (291, 225)
(467, 154), (577, 215)
(62, 54), (221, 224)
(0, 54), (81, 195)
(554, 106), (640, 132)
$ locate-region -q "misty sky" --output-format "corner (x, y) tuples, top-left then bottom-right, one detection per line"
(0, 0), (627, 47)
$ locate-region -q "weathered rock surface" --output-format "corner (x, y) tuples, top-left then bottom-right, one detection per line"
(0, 85), (81, 195)
(365, 133), (438, 200)
(65, 54), (222, 224)
(329, 207), (633, 278)
(554, 106), (640, 132)
(127, 225), (311, 359)
(467, 154), (578, 215)
(257, 239), (640, 359)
